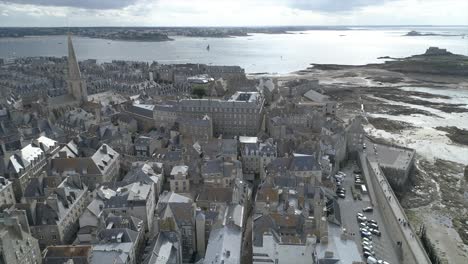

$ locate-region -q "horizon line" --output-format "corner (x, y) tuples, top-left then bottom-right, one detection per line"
(1, 24), (468, 28)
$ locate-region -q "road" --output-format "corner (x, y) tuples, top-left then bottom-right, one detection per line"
(336, 161), (400, 264)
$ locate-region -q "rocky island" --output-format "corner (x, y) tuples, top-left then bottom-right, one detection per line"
(404, 30), (462, 37)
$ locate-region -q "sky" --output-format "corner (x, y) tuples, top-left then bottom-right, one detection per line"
(0, 0), (467, 27)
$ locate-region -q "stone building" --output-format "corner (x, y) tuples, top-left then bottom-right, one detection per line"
(170, 165), (190, 193)
(0, 177), (15, 207)
(201, 158), (242, 188)
(179, 91), (265, 137)
(179, 115), (213, 142)
(0, 209), (42, 264)
(50, 144), (120, 190)
(25, 175), (90, 249)
(153, 103), (178, 128)
(97, 182), (156, 235)
(6, 136), (60, 201)
(156, 191), (196, 263)
(240, 137), (277, 180)
(303, 89), (336, 116)
(204, 204), (245, 264)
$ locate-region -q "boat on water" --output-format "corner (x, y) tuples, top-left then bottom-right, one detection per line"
(206, 44), (210, 51)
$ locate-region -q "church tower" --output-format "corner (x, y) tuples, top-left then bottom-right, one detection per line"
(67, 33), (88, 102)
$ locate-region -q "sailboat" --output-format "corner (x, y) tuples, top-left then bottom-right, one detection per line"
(206, 44), (210, 51)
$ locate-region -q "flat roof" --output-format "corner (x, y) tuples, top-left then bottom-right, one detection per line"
(229, 91), (260, 103)
(373, 143), (414, 169)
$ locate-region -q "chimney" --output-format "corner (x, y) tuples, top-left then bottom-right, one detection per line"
(101, 145), (108, 154)
(116, 232), (123, 243)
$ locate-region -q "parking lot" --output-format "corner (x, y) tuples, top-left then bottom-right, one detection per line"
(336, 161), (399, 264)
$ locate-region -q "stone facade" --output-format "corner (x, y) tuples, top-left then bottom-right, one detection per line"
(179, 92), (264, 137)
(0, 210), (42, 264)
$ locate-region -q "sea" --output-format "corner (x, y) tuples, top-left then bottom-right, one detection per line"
(0, 26), (467, 74)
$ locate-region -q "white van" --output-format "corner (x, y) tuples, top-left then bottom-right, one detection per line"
(367, 256), (378, 264)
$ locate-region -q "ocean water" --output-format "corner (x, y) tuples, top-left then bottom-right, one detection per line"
(0, 26), (467, 73)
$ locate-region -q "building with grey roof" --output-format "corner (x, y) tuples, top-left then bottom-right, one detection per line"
(96, 226), (144, 264)
(303, 89), (337, 116)
(0, 208), (42, 264)
(50, 144), (120, 190)
(221, 139), (238, 161)
(203, 204), (245, 264)
(0, 176), (15, 207)
(90, 242), (134, 264)
(125, 103), (156, 132)
(252, 212), (317, 264)
(142, 230), (182, 264)
(195, 208), (221, 259)
(178, 91), (265, 137)
(24, 175), (90, 249)
(6, 136), (60, 201)
(134, 136), (158, 157)
(156, 192), (196, 263)
(123, 162), (164, 198)
(96, 182), (156, 235)
(56, 108), (97, 133)
(179, 115), (213, 142)
(201, 158), (242, 188)
(170, 165), (190, 193)
(240, 138), (277, 180)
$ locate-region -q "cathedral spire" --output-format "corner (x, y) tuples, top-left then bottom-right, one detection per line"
(68, 33), (81, 80)
(67, 33), (88, 102)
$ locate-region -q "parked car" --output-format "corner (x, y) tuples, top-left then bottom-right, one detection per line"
(370, 229), (381, 236)
(362, 237), (372, 243)
(337, 192), (345, 198)
(363, 251), (373, 259)
(368, 223), (379, 230)
(360, 230), (372, 237)
(362, 241), (373, 249)
(367, 256), (378, 264)
(363, 207), (374, 212)
(357, 215), (367, 222)
(377, 260), (390, 264)
(363, 247), (375, 256)
(368, 219), (378, 225)
(359, 222), (368, 229)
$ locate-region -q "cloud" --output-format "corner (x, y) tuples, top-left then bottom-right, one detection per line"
(0, 0), (140, 10)
(287, 0), (392, 12)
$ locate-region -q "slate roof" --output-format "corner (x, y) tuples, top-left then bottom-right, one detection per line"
(290, 153), (320, 172)
(142, 231), (180, 264)
(196, 187), (233, 203)
(98, 228), (139, 243)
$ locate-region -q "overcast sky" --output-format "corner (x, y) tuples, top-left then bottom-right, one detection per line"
(0, 0), (467, 27)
